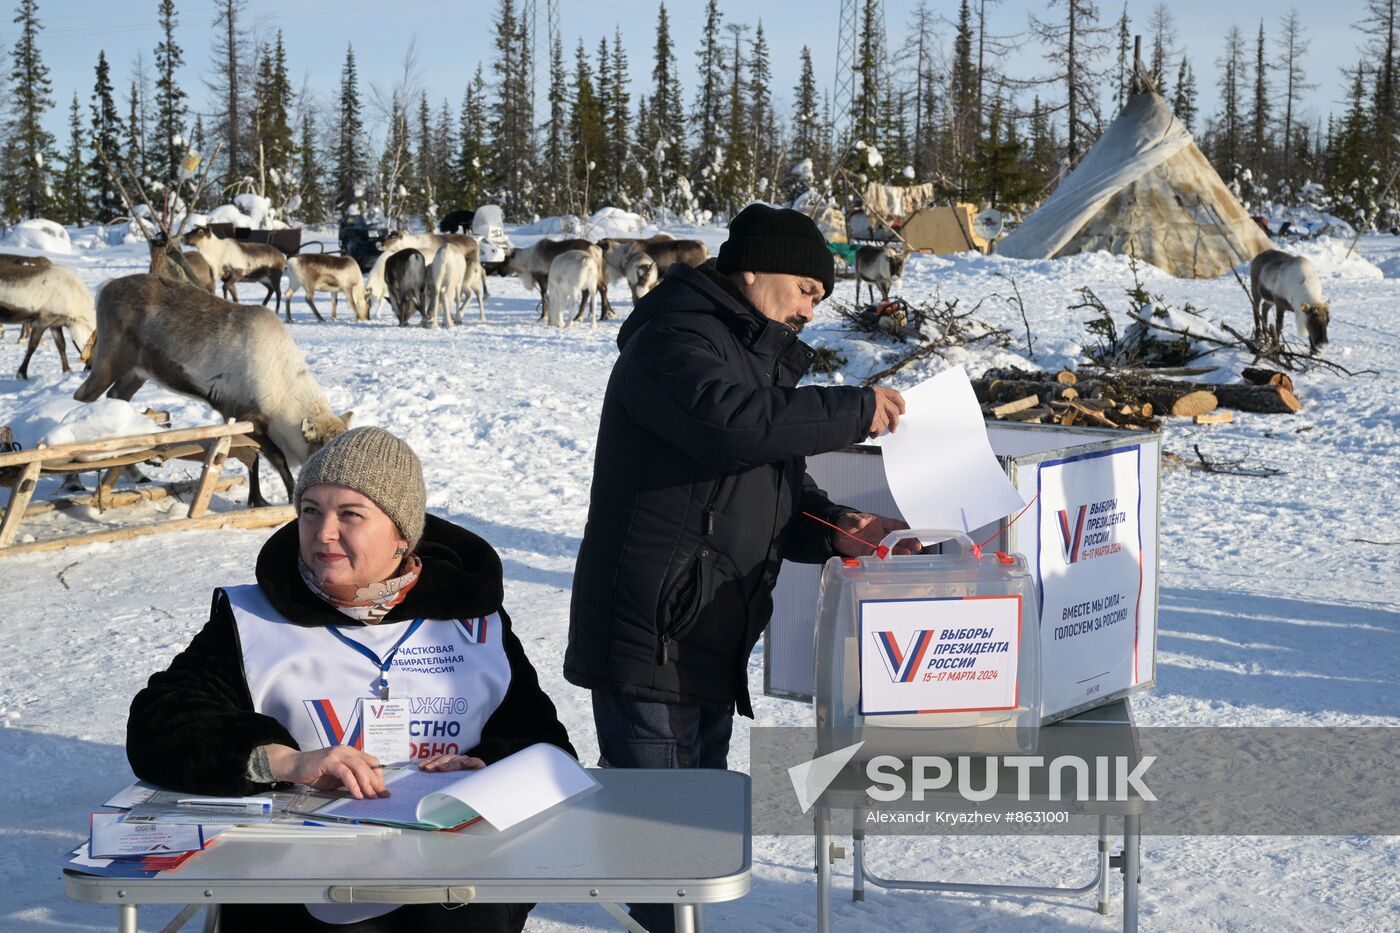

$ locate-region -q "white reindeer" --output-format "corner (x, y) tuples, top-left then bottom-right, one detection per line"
(284, 254), (368, 323)
(1250, 249), (1330, 353)
(185, 227), (286, 314)
(427, 245), (466, 328)
(0, 254), (96, 379)
(546, 250), (601, 328)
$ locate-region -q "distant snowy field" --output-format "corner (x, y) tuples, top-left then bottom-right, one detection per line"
(1, 225), (1397, 931)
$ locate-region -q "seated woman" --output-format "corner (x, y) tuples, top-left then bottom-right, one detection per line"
(127, 426), (574, 933)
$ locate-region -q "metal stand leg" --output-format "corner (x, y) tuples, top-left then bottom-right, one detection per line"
(117, 904), (138, 933)
(1098, 815), (1112, 915)
(673, 903), (697, 933)
(693, 903), (707, 933)
(852, 823), (866, 903)
(1123, 814), (1140, 933)
(815, 805), (832, 933)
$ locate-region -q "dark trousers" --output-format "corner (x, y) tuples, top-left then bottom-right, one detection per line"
(219, 902), (531, 932)
(591, 690), (734, 932)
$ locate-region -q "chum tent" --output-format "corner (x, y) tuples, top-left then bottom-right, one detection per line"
(997, 92), (1271, 278)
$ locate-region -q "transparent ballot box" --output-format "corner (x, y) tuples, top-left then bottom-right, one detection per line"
(813, 529), (1041, 757)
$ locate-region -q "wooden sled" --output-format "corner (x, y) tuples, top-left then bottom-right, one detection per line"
(0, 418), (292, 557)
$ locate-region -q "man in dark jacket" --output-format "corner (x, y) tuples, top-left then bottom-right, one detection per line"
(566, 203), (908, 779)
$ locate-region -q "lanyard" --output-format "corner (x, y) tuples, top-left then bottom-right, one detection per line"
(326, 617), (425, 700)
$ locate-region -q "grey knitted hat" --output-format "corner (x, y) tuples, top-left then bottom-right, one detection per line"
(293, 426), (427, 548)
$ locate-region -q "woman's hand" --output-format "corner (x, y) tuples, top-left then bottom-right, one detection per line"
(263, 744), (389, 799)
(418, 753), (487, 773)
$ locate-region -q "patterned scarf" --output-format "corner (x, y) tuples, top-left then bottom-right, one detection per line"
(298, 553), (423, 623)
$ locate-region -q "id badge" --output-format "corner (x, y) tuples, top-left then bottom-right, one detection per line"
(360, 698), (411, 765)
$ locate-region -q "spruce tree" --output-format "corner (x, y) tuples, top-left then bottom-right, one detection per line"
(1249, 22), (1271, 183)
(649, 3), (686, 210)
(297, 108), (328, 223)
(570, 39), (605, 214)
(748, 22), (776, 199)
(1215, 25), (1248, 182)
(335, 43), (366, 214)
(1114, 4), (1131, 108)
(5, 0), (56, 219)
(87, 49), (124, 222)
(488, 0), (534, 218)
(594, 37), (616, 202)
(58, 94), (87, 225)
(1148, 3), (1175, 98)
(950, 0), (978, 174)
(414, 90), (436, 223)
(456, 66), (490, 210)
(609, 28), (633, 206)
(693, 0), (723, 165)
(252, 31), (294, 204)
(153, 0), (188, 185)
(718, 23), (751, 212)
(792, 47), (820, 165)
(541, 33), (569, 215)
(1172, 57), (1197, 135)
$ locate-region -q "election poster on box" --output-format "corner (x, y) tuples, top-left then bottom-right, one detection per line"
(858, 595), (1022, 715)
(1036, 446), (1143, 716)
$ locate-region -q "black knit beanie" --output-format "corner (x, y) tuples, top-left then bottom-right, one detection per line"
(716, 203), (835, 299)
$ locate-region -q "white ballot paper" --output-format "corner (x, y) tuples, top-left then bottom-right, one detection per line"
(872, 365), (1025, 533)
(89, 811), (204, 858)
(317, 743), (598, 832)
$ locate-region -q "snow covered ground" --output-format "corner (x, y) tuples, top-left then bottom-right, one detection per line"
(1, 226), (1397, 931)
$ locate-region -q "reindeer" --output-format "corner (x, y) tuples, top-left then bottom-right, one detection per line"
(500, 239), (611, 322)
(284, 254), (369, 323)
(854, 245), (908, 304)
(73, 274), (351, 507)
(381, 230), (479, 266)
(546, 250), (601, 328)
(611, 237), (709, 301)
(1250, 249), (1330, 353)
(185, 226), (286, 314)
(0, 254), (96, 379)
(427, 245), (488, 326)
(385, 249), (429, 326)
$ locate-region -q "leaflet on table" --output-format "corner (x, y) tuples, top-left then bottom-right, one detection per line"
(102, 780), (160, 810)
(61, 844), (201, 879)
(312, 743), (598, 831)
(89, 811), (205, 858)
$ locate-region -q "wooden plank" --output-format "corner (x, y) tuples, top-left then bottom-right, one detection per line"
(23, 476), (244, 516)
(96, 466), (122, 511)
(0, 505), (294, 557)
(188, 435), (233, 519)
(0, 420), (256, 469)
(1194, 411), (1234, 424)
(0, 461), (42, 547)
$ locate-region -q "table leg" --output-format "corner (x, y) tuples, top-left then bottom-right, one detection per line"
(816, 805), (832, 933)
(1123, 814), (1140, 933)
(1098, 815), (1112, 915)
(673, 903), (697, 933)
(117, 903), (137, 933)
(852, 806), (866, 903)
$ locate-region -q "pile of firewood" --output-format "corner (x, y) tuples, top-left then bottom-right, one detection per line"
(973, 367), (1302, 430)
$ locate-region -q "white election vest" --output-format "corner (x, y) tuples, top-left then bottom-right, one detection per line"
(224, 584), (512, 764)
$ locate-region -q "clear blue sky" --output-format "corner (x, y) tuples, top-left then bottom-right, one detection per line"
(32, 0), (1360, 150)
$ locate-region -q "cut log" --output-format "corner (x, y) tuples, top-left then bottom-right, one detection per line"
(991, 395), (1040, 418)
(972, 373), (1299, 417)
(1195, 411), (1234, 425)
(1059, 386), (1079, 400)
(1004, 406), (1052, 422)
(1055, 370), (1078, 385)
(1168, 391), (1218, 417)
(1241, 367), (1294, 393)
(1211, 383), (1301, 413)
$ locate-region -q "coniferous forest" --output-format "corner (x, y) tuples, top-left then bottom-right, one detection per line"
(4, 0), (1399, 232)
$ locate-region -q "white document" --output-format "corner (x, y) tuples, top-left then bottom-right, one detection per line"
(319, 743), (598, 831)
(872, 366), (1025, 534)
(89, 811), (205, 858)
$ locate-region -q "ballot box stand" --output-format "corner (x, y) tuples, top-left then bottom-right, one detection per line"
(767, 422), (1161, 725)
(812, 698), (1146, 933)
